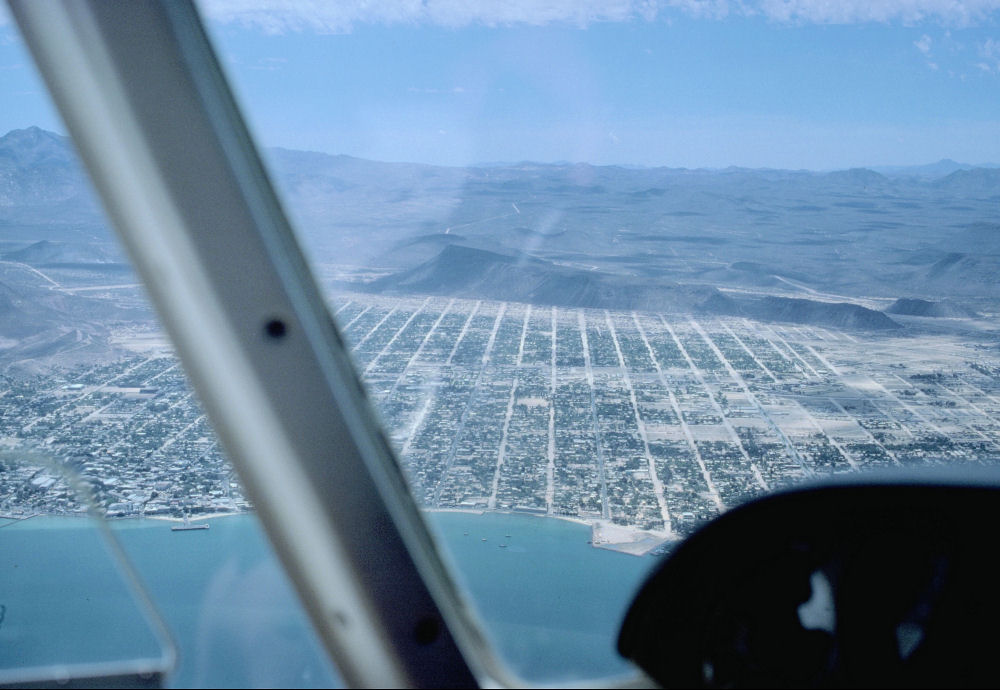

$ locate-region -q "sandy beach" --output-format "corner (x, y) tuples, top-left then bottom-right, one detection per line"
(424, 507), (671, 556)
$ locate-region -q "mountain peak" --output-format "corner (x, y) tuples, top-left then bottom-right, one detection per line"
(0, 126), (72, 168)
(0, 126), (65, 144)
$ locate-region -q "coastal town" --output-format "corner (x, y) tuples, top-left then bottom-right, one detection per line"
(3, 294), (999, 549)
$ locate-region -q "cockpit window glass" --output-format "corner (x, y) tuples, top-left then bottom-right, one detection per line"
(192, 1), (1000, 681)
(0, 449), (174, 687)
(4, 0), (1000, 685)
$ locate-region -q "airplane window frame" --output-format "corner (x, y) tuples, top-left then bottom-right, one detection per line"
(2, 0), (566, 687)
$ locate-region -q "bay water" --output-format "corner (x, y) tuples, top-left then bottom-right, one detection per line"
(0, 511), (655, 686)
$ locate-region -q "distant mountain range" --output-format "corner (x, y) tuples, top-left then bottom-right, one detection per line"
(1, 126), (996, 336)
(872, 159), (1000, 178)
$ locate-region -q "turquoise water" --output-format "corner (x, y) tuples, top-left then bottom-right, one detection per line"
(0, 512), (655, 686)
(0, 517), (167, 680)
(426, 512), (653, 682)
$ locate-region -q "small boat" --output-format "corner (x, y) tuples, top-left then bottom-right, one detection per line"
(481, 538), (487, 542)
(498, 544), (507, 548)
(505, 535), (511, 538)
(171, 515), (210, 531)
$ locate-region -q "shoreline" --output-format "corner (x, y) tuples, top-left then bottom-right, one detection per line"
(0, 510), (248, 525)
(424, 507), (673, 557)
(3, 507), (673, 556)
(143, 511), (246, 523)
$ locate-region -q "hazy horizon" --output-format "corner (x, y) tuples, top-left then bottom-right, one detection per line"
(6, 124), (999, 174)
(6, 1), (1000, 169)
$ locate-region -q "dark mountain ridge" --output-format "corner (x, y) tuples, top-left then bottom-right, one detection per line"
(365, 245), (723, 313)
(363, 245), (899, 330)
(3, 239), (122, 265)
(885, 298), (980, 318)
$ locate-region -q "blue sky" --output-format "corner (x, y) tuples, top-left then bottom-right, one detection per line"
(2, 1), (1000, 169)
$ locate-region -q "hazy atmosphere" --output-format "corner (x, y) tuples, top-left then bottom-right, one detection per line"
(3, 0), (1000, 168)
(4, 3), (1000, 684)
